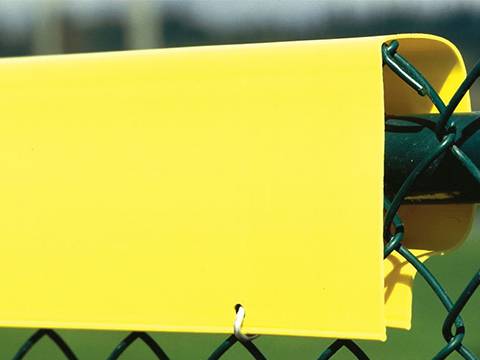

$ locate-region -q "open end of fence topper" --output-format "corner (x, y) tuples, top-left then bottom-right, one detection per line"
(0, 33), (478, 359)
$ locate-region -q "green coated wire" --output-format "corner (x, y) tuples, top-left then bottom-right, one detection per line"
(383, 41), (480, 186)
(381, 40), (480, 360)
(450, 144), (480, 183)
(106, 332), (169, 360)
(382, 41), (446, 112)
(208, 335), (267, 360)
(442, 271), (480, 339)
(383, 132), (456, 237)
(316, 340), (369, 360)
(383, 197), (404, 258)
(436, 60), (480, 135)
(12, 329), (78, 360)
(398, 246), (476, 360)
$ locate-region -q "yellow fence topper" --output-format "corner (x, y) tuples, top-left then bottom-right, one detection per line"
(0, 34), (473, 341)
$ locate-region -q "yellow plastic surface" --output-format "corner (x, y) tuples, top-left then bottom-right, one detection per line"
(0, 36), (387, 340)
(0, 34), (473, 340)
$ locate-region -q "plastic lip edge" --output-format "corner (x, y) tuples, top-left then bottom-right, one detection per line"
(0, 319), (386, 341)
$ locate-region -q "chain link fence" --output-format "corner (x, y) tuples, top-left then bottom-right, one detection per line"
(5, 39), (480, 359)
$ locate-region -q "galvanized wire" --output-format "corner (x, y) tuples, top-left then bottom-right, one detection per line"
(9, 39), (480, 359)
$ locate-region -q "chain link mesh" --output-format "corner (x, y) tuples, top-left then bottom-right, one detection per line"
(7, 39), (480, 359)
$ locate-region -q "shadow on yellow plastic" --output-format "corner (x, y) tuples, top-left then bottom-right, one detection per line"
(0, 33), (473, 341)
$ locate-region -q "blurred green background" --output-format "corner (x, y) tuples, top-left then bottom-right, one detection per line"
(0, 0), (479, 358)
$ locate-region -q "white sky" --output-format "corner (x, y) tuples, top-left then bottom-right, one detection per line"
(0, 0), (479, 37)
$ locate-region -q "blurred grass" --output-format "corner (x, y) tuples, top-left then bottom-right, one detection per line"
(0, 213), (478, 359)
